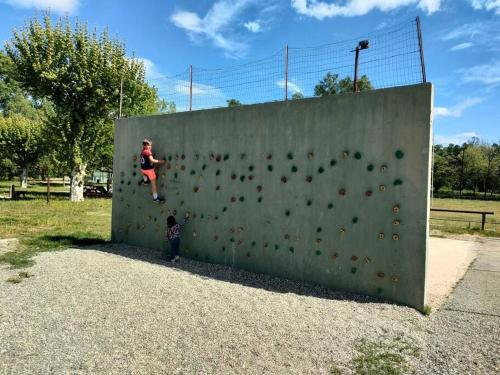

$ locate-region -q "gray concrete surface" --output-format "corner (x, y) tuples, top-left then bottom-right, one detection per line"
(112, 84), (433, 310)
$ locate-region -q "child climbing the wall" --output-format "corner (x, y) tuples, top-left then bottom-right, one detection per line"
(165, 212), (190, 263)
(139, 139), (166, 203)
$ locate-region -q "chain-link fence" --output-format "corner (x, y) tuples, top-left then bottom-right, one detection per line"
(149, 17), (426, 112)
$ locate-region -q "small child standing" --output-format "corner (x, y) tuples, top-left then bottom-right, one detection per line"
(139, 139), (165, 203)
(165, 212), (190, 263)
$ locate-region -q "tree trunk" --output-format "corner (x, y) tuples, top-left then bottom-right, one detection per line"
(70, 163), (86, 202)
(20, 168), (28, 189)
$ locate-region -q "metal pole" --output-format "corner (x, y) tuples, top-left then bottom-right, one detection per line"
(353, 47), (360, 93)
(416, 16), (427, 83)
(189, 65), (193, 111)
(46, 175), (50, 205)
(119, 77), (123, 118)
(284, 45), (289, 101)
(481, 214), (486, 231)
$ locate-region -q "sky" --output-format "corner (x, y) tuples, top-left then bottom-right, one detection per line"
(0, 0), (499, 144)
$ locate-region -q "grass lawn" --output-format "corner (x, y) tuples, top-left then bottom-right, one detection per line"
(0, 198), (111, 267)
(430, 198), (499, 237)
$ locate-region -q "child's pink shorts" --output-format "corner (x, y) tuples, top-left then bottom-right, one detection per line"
(141, 169), (156, 181)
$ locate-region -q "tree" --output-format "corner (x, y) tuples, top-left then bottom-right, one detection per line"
(0, 115), (45, 187)
(157, 99), (176, 113)
(291, 92), (304, 100)
(314, 72), (372, 96)
(227, 99), (241, 107)
(6, 14), (159, 201)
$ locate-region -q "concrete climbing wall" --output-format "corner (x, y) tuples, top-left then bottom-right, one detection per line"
(111, 83), (433, 311)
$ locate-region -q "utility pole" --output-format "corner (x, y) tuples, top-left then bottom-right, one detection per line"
(353, 40), (369, 93)
(284, 45), (289, 101)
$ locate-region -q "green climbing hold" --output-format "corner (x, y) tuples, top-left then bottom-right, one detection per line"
(190, 170), (195, 175)
(239, 196), (245, 202)
(328, 203), (333, 209)
(352, 217), (359, 224)
(367, 164), (374, 171)
(267, 165), (273, 172)
(174, 173), (178, 179)
(285, 210), (291, 216)
(315, 250), (321, 256)
(222, 206), (227, 212)
(318, 166), (325, 174)
(275, 244), (279, 250)
(258, 197), (263, 203)
(216, 169), (221, 176)
(395, 150), (404, 159)
(377, 287), (384, 294)
(291, 166), (298, 173)
(251, 241), (256, 247)
(330, 159), (337, 167)
(202, 164), (207, 170)
(240, 175), (245, 182)
(351, 267), (357, 274)
(289, 247), (294, 253)
(224, 154), (229, 161)
(354, 152), (362, 159)
(287, 152), (294, 160)
(307, 200), (312, 206)
(394, 179), (403, 186)
(230, 237), (235, 243)
(249, 165), (254, 171)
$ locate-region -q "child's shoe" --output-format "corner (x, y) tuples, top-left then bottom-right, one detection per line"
(153, 196), (165, 203)
(138, 178), (150, 186)
(171, 256), (180, 264)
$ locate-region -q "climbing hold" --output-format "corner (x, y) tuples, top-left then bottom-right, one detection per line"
(132, 171), (137, 176)
(331, 253), (338, 260)
(307, 152), (314, 160)
(264, 243), (269, 248)
(192, 231), (197, 237)
(221, 246), (226, 252)
(246, 252), (251, 257)
(284, 234), (290, 240)
(377, 288), (383, 294)
(230, 237), (235, 242)
(395, 150), (404, 159)
(210, 153), (215, 160)
(338, 188), (346, 196)
(216, 170), (221, 176)
(393, 205), (400, 213)
(237, 240), (243, 245)
(239, 196), (245, 202)
(275, 244), (279, 250)
(231, 173), (237, 180)
(267, 153), (273, 160)
(202, 164), (207, 170)
(306, 176), (313, 183)
(168, 155), (172, 161)
(342, 151), (349, 159)
(377, 272), (385, 278)
(268, 165), (273, 172)
(222, 207), (227, 212)
(339, 228), (346, 234)
(175, 154), (179, 160)
(166, 163), (172, 170)
(380, 165), (388, 172)
(352, 217), (358, 224)
(330, 159), (337, 167)
(379, 185), (386, 192)
(317, 227), (322, 233)
(193, 187), (199, 192)
(216, 185), (221, 191)
(248, 175), (254, 181)
(364, 256), (371, 264)
(231, 197), (236, 202)
(240, 153), (246, 159)
(180, 200), (185, 205)
(248, 165), (254, 171)
(393, 179), (403, 186)
(318, 166), (325, 174)
(351, 255), (358, 261)
(316, 238), (322, 244)
(285, 210), (291, 216)
(214, 235), (219, 241)
(307, 199), (312, 206)
(392, 234), (400, 241)
(223, 154), (229, 161)
(229, 227), (235, 234)
(257, 185), (263, 192)
(240, 175), (246, 182)
(190, 170), (196, 175)
(391, 275), (399, 283)
(287, 152), (294, 160)
(258, 197), (263, 203)
(180, 165), (186, 171)
(194, 153), (199, 160)
(351, 267), (357, 274)
(216, 155), (221, 162)
(214, 215), (219, 220)
(289, 247), (294, 253)
(379, 233), (385, 239)
(393, 219), (400, 226)
(316, 250), (322, 256)
(367, 164), (374, 171)
(354, 152), (362, 159)
(120, 180), (124, 184)
(181, 154), (186, 160)
(365, 190), (373, 197)
(251, 241), (256, 247)
(328, 203), (333, 209)
(291, 166), (298, 173)
(173, 210), (177, 215)
(281, 176), (288, 183)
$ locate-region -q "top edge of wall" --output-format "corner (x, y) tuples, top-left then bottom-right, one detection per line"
(116, 82), (433, 124)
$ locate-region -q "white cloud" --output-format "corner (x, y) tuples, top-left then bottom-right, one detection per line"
(441, 22), (486, 41)
(290, 0), (441, 20)
(171, 0), (271, 57)
(458, 61), (500, 85)
(244, 21), (261, 32)
(450, 42), (473, 51)
(136, 58), (164, 80)
(434, 97), (483, 118)
(434, 132), (480, 145)
(276, 79), (302, 94)
(468, 0), (500, 14)
(4, 0), (79, 14)
(174, 80), (223, 97)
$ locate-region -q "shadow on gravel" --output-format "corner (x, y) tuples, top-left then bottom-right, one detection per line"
(85, 243), (397, 306)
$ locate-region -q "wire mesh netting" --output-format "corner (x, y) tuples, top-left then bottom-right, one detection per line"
(148, 18), (425, 112)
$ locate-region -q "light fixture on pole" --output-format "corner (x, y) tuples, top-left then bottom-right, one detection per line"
(353, 40), (369, 93)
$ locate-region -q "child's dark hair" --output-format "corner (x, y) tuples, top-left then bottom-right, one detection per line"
(167, 215), (176, 228)
(142, 139), (152, 147)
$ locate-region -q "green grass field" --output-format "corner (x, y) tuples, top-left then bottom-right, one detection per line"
(0, 196), (497, 269)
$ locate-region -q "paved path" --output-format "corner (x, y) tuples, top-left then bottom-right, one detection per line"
(418, 238), (500, 374)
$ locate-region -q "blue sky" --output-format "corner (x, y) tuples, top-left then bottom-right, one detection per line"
(0, 0), (499, 144)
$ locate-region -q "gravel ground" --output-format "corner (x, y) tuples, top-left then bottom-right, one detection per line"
(0, 240), (498, 374)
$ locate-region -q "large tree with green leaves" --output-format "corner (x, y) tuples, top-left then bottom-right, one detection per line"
(5, 14), (159, 201)
(314, 72), (372, 96)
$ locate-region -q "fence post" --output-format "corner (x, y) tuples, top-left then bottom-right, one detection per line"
(189, 65), (193, 111)
(284, 44), (289, 101)
(416, 16), (427, 83)
(481, 214), (486, 231)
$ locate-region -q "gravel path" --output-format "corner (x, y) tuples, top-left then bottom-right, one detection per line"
(0, 239), (498, 374)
